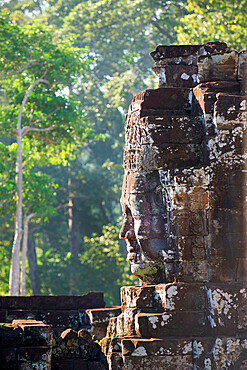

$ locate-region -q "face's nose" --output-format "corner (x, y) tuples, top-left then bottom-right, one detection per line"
(119, 218), (135, 239)
(119, 205), (136, 240)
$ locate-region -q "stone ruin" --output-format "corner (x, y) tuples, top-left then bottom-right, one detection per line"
(0, 42), (247, 369)
(0, 293), (110, 369)
(98, 42), (247, 369)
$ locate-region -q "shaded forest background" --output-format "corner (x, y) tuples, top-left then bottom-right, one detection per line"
(0, 0), (246, 305)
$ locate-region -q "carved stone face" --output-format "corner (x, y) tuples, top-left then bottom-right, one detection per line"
(119, 171), (176, 284)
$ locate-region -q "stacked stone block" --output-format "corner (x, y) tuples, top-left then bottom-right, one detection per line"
(51, 328), (107, 369)
(0, 319), (52, 369)
(0, 293), (108, 369)
(101, 43), (247, 369)
(0, 292), (104, 336)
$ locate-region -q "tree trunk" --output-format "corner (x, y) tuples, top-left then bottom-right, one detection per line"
(27, 237), (41, 295)
(20, 213), (35, 296)
(9, 132), (22, 296)
(68, 175), (80, 294)
(9, 77), (51, 296)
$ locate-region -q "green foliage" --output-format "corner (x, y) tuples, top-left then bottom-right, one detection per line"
(0, 12), (95, 148)
(81, 223), (138, 306)
(177, 0), (247, 50)
(0, 11), (100, 295)
(0, 142), (16, 211)
(1, 0), (246, 302)
(37, 221), (138, 305)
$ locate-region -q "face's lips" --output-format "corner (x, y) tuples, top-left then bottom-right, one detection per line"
(126, 239), (140, 263)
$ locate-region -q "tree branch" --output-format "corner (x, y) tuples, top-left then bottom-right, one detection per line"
(0, 60), (39, 80)
(25, 213), (36, 222)
(18, 78), (50, 132)
(22, 124), (56, 137)
(151, 20), (172, 39)
(32, 135), (57, 144)
(29, 109), (60, 126)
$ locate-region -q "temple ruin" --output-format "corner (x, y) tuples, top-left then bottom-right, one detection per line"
(100, 42), (247, 369)
(1, 42), (247, 369)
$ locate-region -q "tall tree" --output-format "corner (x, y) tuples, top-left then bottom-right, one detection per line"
(177, 0), (247, 49)
(0, 12), (94, 295)
(1, 0), (190, 301)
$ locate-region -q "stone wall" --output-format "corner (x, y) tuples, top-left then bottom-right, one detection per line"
(0, 292), (103, 335)
(0, 293), (108, 369)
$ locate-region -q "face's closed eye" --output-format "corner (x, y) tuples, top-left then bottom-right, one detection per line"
(120, 185), (169, 244)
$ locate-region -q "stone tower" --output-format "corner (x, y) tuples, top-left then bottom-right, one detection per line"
(102, 42), (247, 369)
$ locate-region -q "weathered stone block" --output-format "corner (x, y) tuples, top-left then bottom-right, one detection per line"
(0, 348), (17, 369)
(155, 283), (207, 312)
(192, 337), (247, 369)
(218, 185), (247, 210)
(121, 285), (157, 309)
(135, 311), (207, 338)
(194, 81), (241, 95)
(179, 260), (209, 282)
(237, 258), (247, 282)
(193, 81), (242, 133)
(209, 208), (245, 235)
(124, 142), (204, 172)
(86, 307), (121, 338)
(123, 145), (159, 171)
(213, 93), (246, 129)
(198, 51), (238, 82)
(140, 107), (193, 118)
(194, 90), (217, 116)
(87, 361), (107, 370)
(18, 346), (51, 366)
(123, 354), (193, 369)
(168, 167), (211, 187)
(0, 293), (105, 310)
(177, 236), (206, 261)
(55, 328), (79, 357)
(116, 308), (140, 336)
(0, 310), (6, 322)
(209, 233), (247, 259)
(37, 310), (81, 330)
(106, 317), (117, 338)
(86, 307), (121, 341)
(134, 87), (192, 112)
(174, 209), (209, 236)
(101, 337), (123, 356)
(6, 309), (37, 323)
(107, 352), (124, 370)
(206, 256), (238, 283)
(152, 64), (198, 87)
(122, 171), (160, 195)
(236, 287), (247, 332)
(12, 320), (52, 347)
(205, 284), (245, 335)
(170, 186), (209, 212)
(0, 323), (23, 347)
(122, 337), (193, 357)
(238, 51), (247, 81)
(51, 357), (89, 370)
(151, 42), (229, 61)
(140, 116), (204, 145)
(157, 143), (203, 169)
